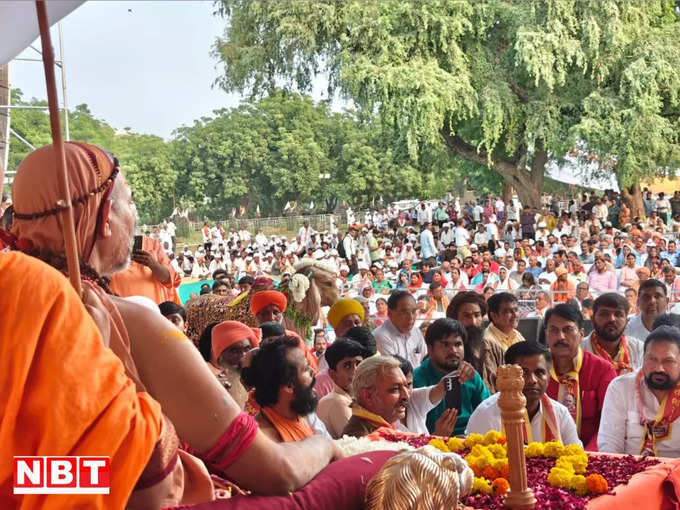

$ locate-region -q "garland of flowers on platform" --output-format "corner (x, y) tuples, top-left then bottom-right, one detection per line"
(369, 428), (660, 510)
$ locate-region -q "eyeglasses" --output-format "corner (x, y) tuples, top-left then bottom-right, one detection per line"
(547, 326), (580, 337)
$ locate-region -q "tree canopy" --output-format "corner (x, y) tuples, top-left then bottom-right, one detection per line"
(170, 91), (465, 217)
(213, 0), (680, 210)
(9, 89), (481, 222)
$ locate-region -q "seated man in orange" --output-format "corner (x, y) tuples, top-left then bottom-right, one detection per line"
(244, 336), (329, 442)
(109, 233), (180, 305)
(550, 266), (575, 303)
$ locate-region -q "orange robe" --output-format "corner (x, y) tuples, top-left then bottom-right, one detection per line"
(0, 252), (162, 510)
(109, 236), (178, 304)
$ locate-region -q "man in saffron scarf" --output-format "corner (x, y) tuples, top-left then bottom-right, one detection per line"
(342, 356), (411, 437)
(244, 337), (329, 442)
(544, 304), (617, 450)
(581, 293), (644, 375)
(466, 341), (581, 446)
(599, 326), (680, 456)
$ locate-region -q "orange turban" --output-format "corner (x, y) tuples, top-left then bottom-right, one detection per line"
(250, 290), (287, 317)
(211, 320), (260, 360)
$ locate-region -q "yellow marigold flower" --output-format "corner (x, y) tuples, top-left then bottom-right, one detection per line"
(543, 441), (566, 458)
(491, 458), (509, 472)
(465, 433), (485, 448)
(465, 453), (491, 470)
(428, 438), (450, 452)
(547, 467), (573, 488)
(472, 476), (493, 494)
(524, 442), (545, 458)
(564, 444), (586, 456)
(555, 457), (576, 474)
(570, 474), (588, 496)
(483, 430), (503, 445)
(559, 454), (588, 474)
(486, 443), (507, 459)
(447, 437), (465, 451)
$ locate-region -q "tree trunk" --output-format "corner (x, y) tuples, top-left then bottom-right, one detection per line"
(621, 182), (644, 218)
(440, 126), (544, 209)
(502, 182), (513, 204)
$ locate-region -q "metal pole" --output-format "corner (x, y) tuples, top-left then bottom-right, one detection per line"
(58, 22), (69, 141)
(10, 128), (36, 150)
(0, 64), (9, 186)
(35, 0), (82, 295)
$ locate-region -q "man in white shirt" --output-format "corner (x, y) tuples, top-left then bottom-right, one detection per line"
(374, 290), (428, 369)
(466, 341), (581, 446)
(537, 258), (558, 288)
(625, 279), (669, 342)
(598, 326), (680, 456)
(255, 229), (268, 248)
(416, 202), (432, 226)
(581, 293), (644, 375)
(165, 220), (177, 249)
(454, 219), (470, 248)
(298, 219), (314, 248)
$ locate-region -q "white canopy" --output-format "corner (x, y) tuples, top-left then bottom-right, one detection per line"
(0, 1), (83, 66)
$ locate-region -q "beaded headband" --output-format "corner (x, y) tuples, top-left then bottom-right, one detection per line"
(13, 165), (120, 220)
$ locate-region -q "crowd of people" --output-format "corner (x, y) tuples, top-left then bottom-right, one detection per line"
(4, 141), (680, 509)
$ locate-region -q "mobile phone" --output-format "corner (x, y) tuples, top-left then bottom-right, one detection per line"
(443, 373), (462, 411)
(132, 235), (143, 252)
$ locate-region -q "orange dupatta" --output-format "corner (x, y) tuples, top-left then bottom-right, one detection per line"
(636, 370), (680, 456)
(261, 407), (315, 442)
(550, 349), (583, 431)
(590, 332), (632, 375)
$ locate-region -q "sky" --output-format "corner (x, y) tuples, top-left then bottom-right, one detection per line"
(10, 1), (243, 139)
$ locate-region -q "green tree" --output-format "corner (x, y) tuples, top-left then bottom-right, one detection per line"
(213, 0), (680, 212)
(170, 91), (448, 217)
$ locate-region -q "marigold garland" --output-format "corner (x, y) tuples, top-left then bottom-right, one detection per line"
(491, 477), (510, 497)
(418, 431), (643, 501)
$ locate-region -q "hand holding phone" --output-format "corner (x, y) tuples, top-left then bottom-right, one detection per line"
(132, 235), (143, 252)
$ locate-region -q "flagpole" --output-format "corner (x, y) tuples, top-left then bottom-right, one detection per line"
(35, 0), (82, 296)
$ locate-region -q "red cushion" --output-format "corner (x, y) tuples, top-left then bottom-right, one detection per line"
(170, 450), (397, 510)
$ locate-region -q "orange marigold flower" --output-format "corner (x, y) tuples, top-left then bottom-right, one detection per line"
(585, 473), (608, 494)
(500, 463), (510, 479)
(481, 466), (499, 480)
(497, 436), (507, 445)
(492, 477), (510, 496)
